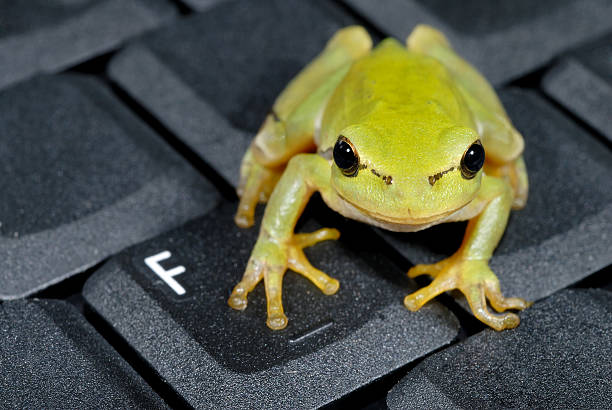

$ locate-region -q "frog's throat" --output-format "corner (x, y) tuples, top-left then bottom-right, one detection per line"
(328, 192), (473, 233)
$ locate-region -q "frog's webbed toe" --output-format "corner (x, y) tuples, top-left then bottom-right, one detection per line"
(288, 228), (341, 295)
(228, 227), (340, 330)
(482, 278), (531, 312)
(407, 258), (451, 279)
(228, 258), (264, 311)
(404, 255), (531, 331)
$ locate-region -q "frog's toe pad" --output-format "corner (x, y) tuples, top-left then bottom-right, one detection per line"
(322, 278), (340, 295)
(267, 313), (288, 330)
(484, 281), (532, 313)
(500, 312), (520, 329)
(234, 211), (254, 229)
(466, 286), (524, 331)
(474, 310), (521, 331)
(403, 276), (451, 311)
(228, 294), (248, 311)
(403, 294), (420, 311)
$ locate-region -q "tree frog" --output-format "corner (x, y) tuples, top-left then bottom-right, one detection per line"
(228, 25), (531, 331)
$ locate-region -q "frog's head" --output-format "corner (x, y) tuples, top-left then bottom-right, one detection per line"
(329, 121), (484, 226)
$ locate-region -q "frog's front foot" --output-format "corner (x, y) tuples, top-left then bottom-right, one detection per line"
(228, 228), (340, 330)
(404, 255), (531, 331)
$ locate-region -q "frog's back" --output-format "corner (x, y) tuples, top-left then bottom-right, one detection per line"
(318, 38), (473, 150)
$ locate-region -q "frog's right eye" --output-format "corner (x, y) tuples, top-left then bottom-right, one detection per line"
(333, 135), (359, 177)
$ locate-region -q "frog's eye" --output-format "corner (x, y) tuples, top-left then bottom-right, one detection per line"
(333, 135), (359, 177)
(460, 140), (485, 179)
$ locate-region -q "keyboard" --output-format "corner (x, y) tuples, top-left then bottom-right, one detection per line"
(1, 1), (610, 408)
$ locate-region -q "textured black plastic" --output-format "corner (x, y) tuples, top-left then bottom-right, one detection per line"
(379, 89), (612, 305)
(0, 299), (167, 408)
(180, 0), (232, 12)
(342, 0), (612, 84)
(543, 33), (612, 143)
(108, 0), (376, 187)
(0, 74), (220, 299)
(387, 289), (612, 409)
(83, 201), (459, 408)
(0, 0), (177, 90)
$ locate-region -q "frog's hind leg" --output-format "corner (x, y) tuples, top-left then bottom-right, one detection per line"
(407, 25), (528, 209)
(235, 26), (372, 228)
(484, 156), (528, 209)
(235, 147), (283, 227)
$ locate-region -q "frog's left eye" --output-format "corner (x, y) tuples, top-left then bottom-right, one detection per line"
(333, 135), (359, 177)
(461, 140), (485, 179)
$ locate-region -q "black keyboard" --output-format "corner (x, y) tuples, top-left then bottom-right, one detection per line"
(1, 1), (611, 408)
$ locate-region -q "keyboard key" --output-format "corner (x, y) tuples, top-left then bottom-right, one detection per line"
(0, 74), (220, 299)
(180, 0), (232, 12)
(543, 33), (612, 143)
(83, 202), (459, 408)
(108, 0), (370, 186)
(0, 299), (167, 408)
(378, 89), (612, 306)
(387, 289), (612, 409)
(0, 0), (177, 90)
(342, 0), (612, 84)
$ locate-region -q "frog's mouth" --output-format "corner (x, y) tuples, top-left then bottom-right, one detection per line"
(349, 196), (459, 223)
(330, 192), (473, 232)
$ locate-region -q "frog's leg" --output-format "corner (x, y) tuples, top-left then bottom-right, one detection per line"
(404, 175), (532, 331)
(229, 154), (343, 330)
(235, 26), (372, 228)
(406, 25), (528, 209)
(483, 156), (528, 209)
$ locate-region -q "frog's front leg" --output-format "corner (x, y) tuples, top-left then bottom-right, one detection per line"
(229, 154), (340, 330)
(235, 26), (372, 228)
(404, 176), (531, 330)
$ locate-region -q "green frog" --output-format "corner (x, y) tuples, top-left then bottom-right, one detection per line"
(229, 25), (530, 331)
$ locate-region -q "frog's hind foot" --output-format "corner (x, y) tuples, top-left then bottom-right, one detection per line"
(405, 255), (531, 331)
(228, 227), (340, 330)
(235, 147), (283, 228)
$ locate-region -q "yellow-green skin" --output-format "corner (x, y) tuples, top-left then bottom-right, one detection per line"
(230, 25), (531, 331)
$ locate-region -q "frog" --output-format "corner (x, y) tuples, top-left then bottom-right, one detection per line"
(228, 25), (531, 331)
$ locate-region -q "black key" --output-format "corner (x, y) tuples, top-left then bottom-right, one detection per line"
(0, 0), (177, 90)
(342, 0), (612, 84)
(543, 33), (612, 143)
(180, 0), (231, 12)
(0, 74), (220, 299)
(108, 0), (371, 186)
(0, 299), (167, 408)
(378, 89), (612, 306)
(387, 289), (612, 409)
(83, 202), (460, 408)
